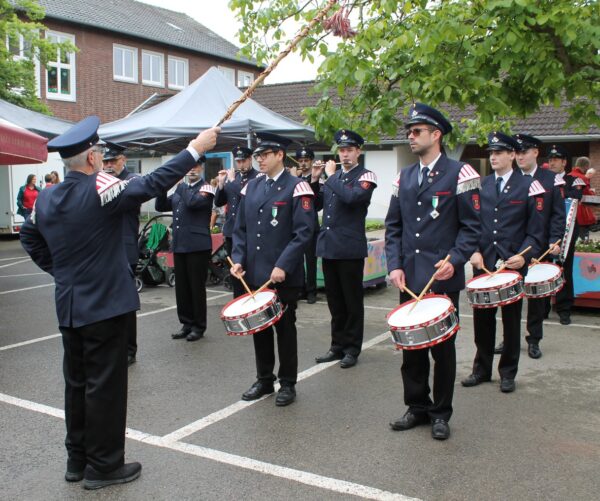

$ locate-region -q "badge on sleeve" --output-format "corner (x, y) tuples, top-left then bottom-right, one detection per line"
(360, 181), (371, 190)
(472, 193), (480, 210)
(302, 196), (312, 210)
(536, 197), (544, 211)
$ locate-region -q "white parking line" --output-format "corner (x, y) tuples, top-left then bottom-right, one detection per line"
(0, 258), (30, 269)
(0, 292), (231, 352)
(0, 391), (416, 501)
(0, 272), (47, 278)
(0, 256), (29, 262)
(162, 330), (391, 443)
(0, 283), (53, 295)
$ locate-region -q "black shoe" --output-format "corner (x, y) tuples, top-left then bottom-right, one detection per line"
(127, 355), (136, 366)
(65, 459), (85, 482)
(83, 462), (142, 490)
(171, 328), (191, 339)
(528, 343), (542, 359)
(559, 313), (571, 325)
(315, 350), (343, 363)
(241, 381), (275, 401)
(500, 378), (516, 393)
(494, 342), (504, 355)
(461, 373), (491, 387)
(275, 385), (296, 406)
(186, 331), (205, 342)
(389, 411), (430, 431)
(306, 293), (317, 304)
(431, 419), (450, 440)
(340, 353), (357, 368)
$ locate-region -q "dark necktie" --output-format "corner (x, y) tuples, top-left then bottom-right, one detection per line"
(264, 178), (274, 194)
(420, 166), (429, 188)
(241, 174), (248, 187)
(496, 177), (503, 196)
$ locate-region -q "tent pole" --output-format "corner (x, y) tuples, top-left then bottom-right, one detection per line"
(246, 131), (252, 149)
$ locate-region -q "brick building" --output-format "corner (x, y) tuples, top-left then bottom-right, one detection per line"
(23, 0), (261, 123)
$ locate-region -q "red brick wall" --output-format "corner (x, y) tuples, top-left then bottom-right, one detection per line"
(40, 20), (259, 123)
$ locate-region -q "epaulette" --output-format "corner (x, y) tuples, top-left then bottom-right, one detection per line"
(457, 164), (481, 194)
(554, 175), (566, 187)
(96, 171), (128, 206)
(294, 180), (314, 197)
(528, 179), (546, 197)
(358, 171), (378, 185)
(199, 183), (216, 196)
(572, 177), (586, 187)
(392, 172), (401, 197)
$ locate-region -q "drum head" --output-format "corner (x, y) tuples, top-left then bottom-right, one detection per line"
(388, 295), (452, 329)
(525, 263), (561, 284)
(222, 290), (275, 317)
(468, 271), (520, 289)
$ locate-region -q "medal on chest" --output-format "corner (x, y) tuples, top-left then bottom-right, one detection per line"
(270, 206), (279, 227)
(430, 195), (440, 219)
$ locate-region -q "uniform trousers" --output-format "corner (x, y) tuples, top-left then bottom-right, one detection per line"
(174, 250), (210, 334)
(59, 312), (132, 473)
(128, 263), (137, 357)
(554, 230), (577, 314)
(252, 286), (300, 385)
(400, 291), (458, 422)
(322, 258), (364, 357)
(225, 237), (245, 299)
(303, 231), (318, 296)
(473, 299), (522, 380)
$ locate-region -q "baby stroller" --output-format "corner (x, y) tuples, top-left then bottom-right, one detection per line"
(135, 215), (175, 292)
(206, 232), (232, 290)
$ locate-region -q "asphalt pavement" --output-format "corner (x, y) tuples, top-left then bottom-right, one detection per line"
(1, 235), (599, 501)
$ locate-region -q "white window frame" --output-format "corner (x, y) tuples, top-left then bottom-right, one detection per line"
(113, 44), (138, 83)
(168, 56), (188, 90)
(237, 70), (254, 88)
(142, 50), (164, 88)
(45, 30), (76, 102)
(6, 33), (26, 60)
(217, 65), (235, 85)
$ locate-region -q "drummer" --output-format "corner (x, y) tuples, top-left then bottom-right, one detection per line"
(384, 103), (481, 440)
(230, 132), (315, 406)
(547, 145), (582, 325)
(463, 132), (545, 394)
(510, 133), (565, 359)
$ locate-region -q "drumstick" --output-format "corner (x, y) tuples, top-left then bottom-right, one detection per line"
(253, 279), (273, 296)
(491, 246), (532, 275)
(402, 286), (419, 301)
(410, 254), (451, 312)
(482, 265), (494, 275)
(226, 256), (254, 297)
(531, 239), (561, 265)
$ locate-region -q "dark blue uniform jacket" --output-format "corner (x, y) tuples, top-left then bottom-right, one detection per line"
(214, 169), (260, 238)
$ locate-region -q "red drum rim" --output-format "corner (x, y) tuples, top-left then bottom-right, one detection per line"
(225, 308), (285, 336)
(524, 263), (563, 284)
(466, 270), (522, 292)
(393, 324), (460, 351)
(220, 288), (278, 321)
(387, 293), (455, 331)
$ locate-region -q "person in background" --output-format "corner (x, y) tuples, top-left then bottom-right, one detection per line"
(16, 174), (40, 220)
(571, 157), (597, 240)
(210, 177), (226, 231)
(44, 173), (54, 188)
(51, 170), (61, 184)
(103, 143), (140, 365)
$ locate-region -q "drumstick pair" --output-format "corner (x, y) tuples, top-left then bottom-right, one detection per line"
(408, 254), (452, 313)
(226, 256), (272, 301)
(485, 246), (532, 277)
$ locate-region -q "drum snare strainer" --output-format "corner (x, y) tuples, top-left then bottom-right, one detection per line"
(221, 290), (285, 336)
(524, 263), (564, 298)
(466, 271), (524, 308)
(387, 294), (459, 350)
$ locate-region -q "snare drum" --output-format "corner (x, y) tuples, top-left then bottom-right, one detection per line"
(221, 290), (284, 336)
(524, 263), (564, 298)
(466, 271), (524, 308)
(387, 294), (459, 350)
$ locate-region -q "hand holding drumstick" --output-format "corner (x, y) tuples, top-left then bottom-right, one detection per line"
(227, 256), (253, 297)
(410, 254), (451, 312)
(531, 239), (561, 265)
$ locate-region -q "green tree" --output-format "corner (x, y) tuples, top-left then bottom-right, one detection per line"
(231, 0), (599, 144)
(1, 0), (76, 113)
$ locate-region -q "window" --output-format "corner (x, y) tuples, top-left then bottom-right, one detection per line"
(237, 70), (254, 87)
(217, 66), (235, 85)
(142, 50), (164, 87)
(45, 31), (76, 102)
(168, 56), (188, 89)
(6, 34), (29, 60)
(113, 44), (137, 83)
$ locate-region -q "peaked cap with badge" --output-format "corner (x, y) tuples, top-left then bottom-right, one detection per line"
(547, 144), (568, 159)
(405, 103), (453, 135)
(486, 132), (520, 151)
(232, 145), (253, 160)
(295, 147), (315, 159)
(47, 115), (104, 159)
(334, 129), (364, 148)
(513, 133), (542, 151)
(102, 142), (127, 162)
(253, 132), (293, 154)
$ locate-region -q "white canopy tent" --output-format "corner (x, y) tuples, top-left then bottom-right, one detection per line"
(99, 67), (315, 152)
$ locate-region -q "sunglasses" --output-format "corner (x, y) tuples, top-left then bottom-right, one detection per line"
(253, 150), (275, 161)
(406, 127), (435, 139)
